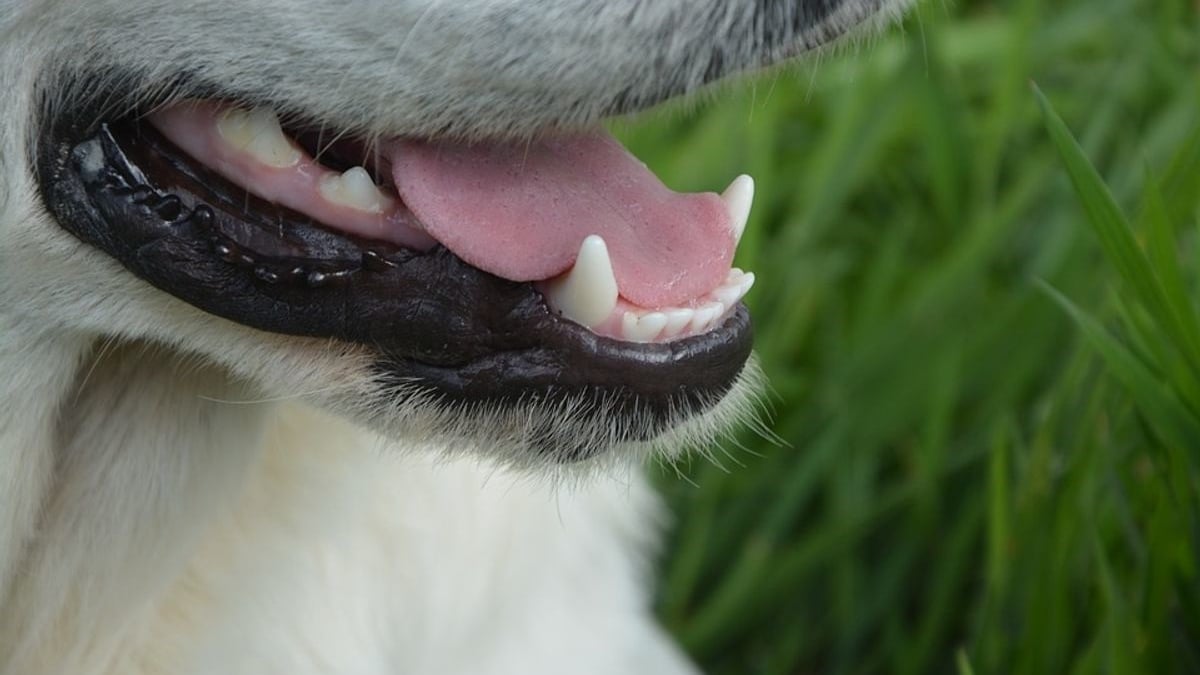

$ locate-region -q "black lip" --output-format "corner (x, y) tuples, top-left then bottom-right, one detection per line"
(35, 105), (754, 435)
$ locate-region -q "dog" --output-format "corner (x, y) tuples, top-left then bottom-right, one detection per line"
(0, 1), (910, 673)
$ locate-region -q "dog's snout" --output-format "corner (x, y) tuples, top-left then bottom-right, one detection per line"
(16, 0), (906, 141)
(758, 0), (844, 27)
(600, 0), (896, 118)
(746, 0), (892, 63)
(763, 0), (848, 45)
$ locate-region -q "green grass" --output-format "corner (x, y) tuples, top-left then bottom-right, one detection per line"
(611, 0), (1200, 672)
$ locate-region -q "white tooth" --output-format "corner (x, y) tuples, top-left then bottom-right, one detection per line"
(713, 285), (743, 307)
(691, 302), (724, 333)
(342, 167), (390, 212)
(217, 107), (300, 168)
(722, 175), (754, 244)
(714, 269), (756, 306)
(629, 312), (668, 342)
(319, 167), (393, 213)
(662, 309), (694, 339)
(739, 272), (757, 296)
(621, 312), (640, 339)
(544, 235), (620, 328)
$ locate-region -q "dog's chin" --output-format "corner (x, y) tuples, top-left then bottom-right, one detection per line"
(335, 354), (766, 468)
(34, 90), (759, 463)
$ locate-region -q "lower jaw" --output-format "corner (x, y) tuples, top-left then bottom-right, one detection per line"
(34, 104), (755, 442)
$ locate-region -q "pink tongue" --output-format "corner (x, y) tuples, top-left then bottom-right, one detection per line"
(388, 132), (734, 309)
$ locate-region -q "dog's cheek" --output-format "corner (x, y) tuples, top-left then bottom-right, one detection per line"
(0, 212), (389, 418)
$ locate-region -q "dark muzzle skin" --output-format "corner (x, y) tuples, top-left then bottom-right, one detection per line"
(36, 112), (754, 439)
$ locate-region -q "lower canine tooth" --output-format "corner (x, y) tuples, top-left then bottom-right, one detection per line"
(544, 235), (620, 328)
(216, 107), (300, 168)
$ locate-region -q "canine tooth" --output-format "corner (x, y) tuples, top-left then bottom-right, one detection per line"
(217, 107), (300, 168)
(722, 174), (754, 244)
(662, 309), (694, 339)
(544, 235), (620, 328)
(319, 167), (392, 213)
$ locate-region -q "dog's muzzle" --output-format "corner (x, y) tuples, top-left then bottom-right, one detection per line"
(35, 95), (757, 448)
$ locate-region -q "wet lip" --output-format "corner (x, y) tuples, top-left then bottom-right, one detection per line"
(35, 96), (756, 426)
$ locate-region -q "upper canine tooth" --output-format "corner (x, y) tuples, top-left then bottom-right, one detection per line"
(544, 235), (620, 328)
(721, 174), (755, 245)
(320, 167), (393, 213)
(216, 107), (300, 168)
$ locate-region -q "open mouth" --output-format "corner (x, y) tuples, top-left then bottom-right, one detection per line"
(151, 102), (757, 342)
(36, 94), (756, 441)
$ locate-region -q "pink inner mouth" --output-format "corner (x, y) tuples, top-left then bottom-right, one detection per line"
(149, 101), (750, 341)
(387, 134), (733, 308)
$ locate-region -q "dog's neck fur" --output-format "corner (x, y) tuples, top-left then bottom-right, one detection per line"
(0, 324), (272, 671)
(0, 316), (85, 606)
(0, 323), (686, 675)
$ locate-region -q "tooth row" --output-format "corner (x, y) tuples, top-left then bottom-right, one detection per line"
(216, 107), (301, 168)
(216, 106), (394, 214)
(542, 174), (757, 342)
(617, 268), (755, 343)
(319, 166), (395, 214)
(543, 232), (755, 343)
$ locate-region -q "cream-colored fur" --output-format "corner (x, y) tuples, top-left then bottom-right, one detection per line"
(3, 344), (689, 674)
(0, 0), (908, 672)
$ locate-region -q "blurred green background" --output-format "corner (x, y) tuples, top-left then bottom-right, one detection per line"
(613, 0), (1200, 673)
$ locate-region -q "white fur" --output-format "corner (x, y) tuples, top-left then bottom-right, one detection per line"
(0, 0), (906, 672)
